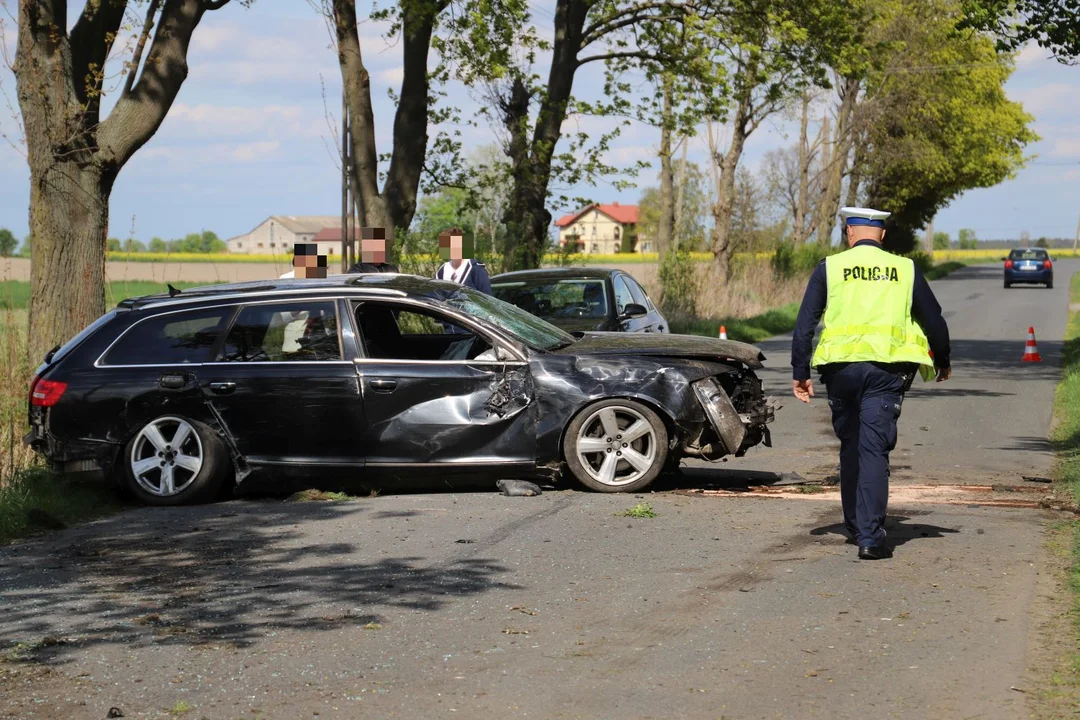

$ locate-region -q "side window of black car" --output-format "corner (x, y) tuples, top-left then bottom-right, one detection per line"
(612, 276), (634, 314)
(355, 303), (492, 361)
(625, 276), (651, 309)
(102, 308), (231, 366)
(220, 301), (341, 362)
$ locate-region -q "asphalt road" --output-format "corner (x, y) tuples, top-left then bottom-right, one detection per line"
(1, 261), (1075, 720)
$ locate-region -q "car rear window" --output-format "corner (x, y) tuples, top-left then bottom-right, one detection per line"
(101, 307), (232, 366)
(48, 310), (120, 365)
(491, 278), (610, 320)
(1009, 249), (1048, 260)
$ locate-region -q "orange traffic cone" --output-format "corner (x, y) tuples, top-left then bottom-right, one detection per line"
(1022, 326), (1042, 362)
(719, 325), (728, 340)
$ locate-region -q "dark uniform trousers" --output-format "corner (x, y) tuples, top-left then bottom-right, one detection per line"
(820, 361), (911, 547)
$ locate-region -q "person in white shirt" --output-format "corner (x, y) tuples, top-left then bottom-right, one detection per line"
(434, 228), (492, 294)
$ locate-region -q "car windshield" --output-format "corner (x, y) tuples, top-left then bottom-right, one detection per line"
(491, 277), (610, 321)
(445, 287), (577, 351)
(1009, 249), (1048, 260)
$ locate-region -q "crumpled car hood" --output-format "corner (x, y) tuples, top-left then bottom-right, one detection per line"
(552, 332), (765, 368)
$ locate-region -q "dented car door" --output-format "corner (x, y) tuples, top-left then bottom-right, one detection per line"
(352, 300), (537, 474)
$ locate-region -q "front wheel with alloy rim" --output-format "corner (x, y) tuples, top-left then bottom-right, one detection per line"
(564, 399), (669, 493)
(123, 416), (228, 505)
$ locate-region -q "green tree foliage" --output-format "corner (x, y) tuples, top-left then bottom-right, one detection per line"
(169, 231), (227, 254)
(958, 228), (978, 249)
(122, 238), (147, 253)
(961, 0), (1080, 63)
(148, 238), (167, 253)
(106, 238), (122, 252)
(933, 231), (951, 250)
(1036, 236), (1049, 248)
(0, 229), (17, 257)
(657, 247), (698, 319)
(18, 235), (32, 258)
(860, 0), (1037, 254)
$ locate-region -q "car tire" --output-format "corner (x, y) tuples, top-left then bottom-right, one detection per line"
(1004, 280), (1011, 288)
(122, 416), (229, 506)
(564, 398), (668, 493)
(1047, 279), (1054, 289)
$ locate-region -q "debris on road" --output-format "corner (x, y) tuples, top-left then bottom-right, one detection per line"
(1022, 476), (1052, 483)
(496, 479), (542, 497)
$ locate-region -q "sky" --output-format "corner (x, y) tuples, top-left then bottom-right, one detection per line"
(0, 0), (1078, 245)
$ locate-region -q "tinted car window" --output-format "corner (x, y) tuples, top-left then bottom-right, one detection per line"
(51, 310), (120, 365)
(356, 304), (490, 361)
(1009, 249), (1048, 260)
(103, 308), (231, 366)
(623, 275), (650, 308)
(220, 301), (341, 362)
(612, 276), (634, 313)
(491, 278), (610, 320)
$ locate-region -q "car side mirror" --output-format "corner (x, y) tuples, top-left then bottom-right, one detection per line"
(495, 346), (515, 361)
(619, 303), (649, 320)
(1000, 257), (1007, 261)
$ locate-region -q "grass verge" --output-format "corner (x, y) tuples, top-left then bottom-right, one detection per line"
(669, 259), (969, 342)
(1043, 269), (1080, 703)
(0, 468), (126, 545)
(0, 281), (210, 310)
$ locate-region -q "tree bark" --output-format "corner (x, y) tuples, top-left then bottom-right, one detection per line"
(709, 95), (751, 282)
(333, 0), (443, 239)
(503, 0), (588, 270)
(15, 0), (223, 364)
(814, 76), (861, 247)
(656, 77), (675, 260)
(673, 136), (689, 252)
(794, 92), (811, 243)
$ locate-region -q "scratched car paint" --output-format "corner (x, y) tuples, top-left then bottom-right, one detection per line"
(25, 275), (777, 504)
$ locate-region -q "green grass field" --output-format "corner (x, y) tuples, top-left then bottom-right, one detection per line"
(0, 281), (211, 310)
(1046, 270), (1080, 699)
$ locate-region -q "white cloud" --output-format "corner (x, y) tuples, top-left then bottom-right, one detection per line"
(377, 66), (405, 85)
(1014, 43), (1048, 69)
(1012, 83), (1080, 118)
(231, 140), (281, 162)
(1052, 137), (1080, 158)
(166, 103), (315, 138)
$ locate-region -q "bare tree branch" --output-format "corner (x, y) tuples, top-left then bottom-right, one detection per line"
(124, 0), (162, 97)
(578, 50), (665, 66)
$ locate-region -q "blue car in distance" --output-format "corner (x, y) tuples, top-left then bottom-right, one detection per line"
(1003, 248), (1053, 289)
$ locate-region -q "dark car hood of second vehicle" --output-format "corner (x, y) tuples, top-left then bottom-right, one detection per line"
(554, 332), (765, 368)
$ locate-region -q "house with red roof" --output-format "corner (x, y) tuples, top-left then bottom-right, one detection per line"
(554, 202), (641, 254)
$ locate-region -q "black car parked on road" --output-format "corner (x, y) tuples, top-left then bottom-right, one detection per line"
(26, 275), (774, 504)
(490, 267), (669, 333)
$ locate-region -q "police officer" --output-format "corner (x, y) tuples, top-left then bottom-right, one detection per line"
(791, 207), (952, 560)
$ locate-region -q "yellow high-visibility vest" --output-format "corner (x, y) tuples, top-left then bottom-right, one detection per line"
(811, 244), (935, 376)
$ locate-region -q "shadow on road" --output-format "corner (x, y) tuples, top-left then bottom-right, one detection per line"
(810, 515), (960, 546)
(0, 500), (520, 664)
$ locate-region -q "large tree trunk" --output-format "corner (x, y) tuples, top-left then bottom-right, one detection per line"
(814, 77), (861, 247)
(673, 137), (689, 252)
(15, 0), (221, 364)
(333, 0), (442, 239)
(709, 98), (751, 282)
(26, 166), (111, 363)
(656, 78), (675, 260)
(504, 0), (587, 270)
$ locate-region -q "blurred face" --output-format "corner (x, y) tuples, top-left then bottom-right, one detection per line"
(361, 237), (387, 264)
(438, 232), (467, 266)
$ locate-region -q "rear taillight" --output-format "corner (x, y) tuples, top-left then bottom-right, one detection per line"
(1044, 260), (1052, 269)
(1005, 260), (1013, 269)
(30, 377), (67, 407)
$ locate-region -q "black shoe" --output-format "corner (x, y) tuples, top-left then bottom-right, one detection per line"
(858, 544), (893, 560)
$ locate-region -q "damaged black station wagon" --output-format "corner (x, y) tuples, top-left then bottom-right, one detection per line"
(26, 275), (777, 505)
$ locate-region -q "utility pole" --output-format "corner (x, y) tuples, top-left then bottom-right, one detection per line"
(924, 218), (934, 257)
(340, 93), (351, 273)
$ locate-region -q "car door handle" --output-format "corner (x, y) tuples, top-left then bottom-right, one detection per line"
(208, 382), (236, 395)
(369, 379), (397, 392)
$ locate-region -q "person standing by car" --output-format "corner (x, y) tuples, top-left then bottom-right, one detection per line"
(435, 228), (492, 294)
(791, 207), (952, 561)
(348, 227), (399, 273)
